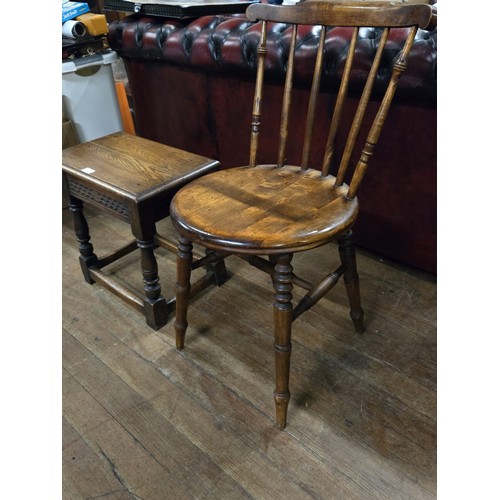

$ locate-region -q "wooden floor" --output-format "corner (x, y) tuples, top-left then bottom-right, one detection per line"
(62, 203), (437, 500)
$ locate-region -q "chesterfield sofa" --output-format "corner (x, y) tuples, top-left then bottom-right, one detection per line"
(107, 1), (437, 274)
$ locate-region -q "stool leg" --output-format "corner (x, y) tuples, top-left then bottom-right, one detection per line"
(175, 237), (193, 350)
(338, 230), (365, 333)
(273, 253), (293, 430)
(136, 237), (168, 330)
(204, 249), (228, 286)
(68, 197), (98, 284)
(130, 207), (168, 330)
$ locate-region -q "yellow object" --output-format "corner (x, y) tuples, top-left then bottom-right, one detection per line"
(76, 13), (108, 36)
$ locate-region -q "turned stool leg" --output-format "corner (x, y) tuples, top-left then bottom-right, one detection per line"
(338, 230), (365, 333)
(204, 248), (228, 286)
(68, 197), (98, 284)
(131, 211), (168, 330)
(135, 237), (166, 329)
(272, 253), (294, 430)
(175, 237), (193, 350)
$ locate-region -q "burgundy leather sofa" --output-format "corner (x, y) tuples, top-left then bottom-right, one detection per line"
(107, 2), (437, 274)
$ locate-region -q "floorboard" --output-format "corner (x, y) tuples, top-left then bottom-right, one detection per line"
(62, 204), (437, 499)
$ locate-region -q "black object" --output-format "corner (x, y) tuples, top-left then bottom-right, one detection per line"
(62, 35), (107, 59)
(104, 0), (257, 18)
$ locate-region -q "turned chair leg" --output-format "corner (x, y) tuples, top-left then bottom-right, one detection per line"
(175, 237), (193, 350)
(272, 253), (294, 430)
(338, 230), (365, 333)
(68, 197), (98, 284)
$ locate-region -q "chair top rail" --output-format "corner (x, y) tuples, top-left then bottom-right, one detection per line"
(246, 1), (435, 30)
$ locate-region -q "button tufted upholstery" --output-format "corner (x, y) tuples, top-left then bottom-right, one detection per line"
(106, 3), (437, 274)
(108, 8), (436, 101)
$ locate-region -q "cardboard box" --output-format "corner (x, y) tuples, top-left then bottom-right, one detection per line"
(62, 1), (90, 22)
(62, 118), (80, 150)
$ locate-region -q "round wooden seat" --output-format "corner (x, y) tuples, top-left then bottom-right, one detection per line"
(170, 165), (359, 254)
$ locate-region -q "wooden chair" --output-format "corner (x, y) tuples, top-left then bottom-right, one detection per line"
(62, 132), (227, 330)
(169, 1), (436, 429)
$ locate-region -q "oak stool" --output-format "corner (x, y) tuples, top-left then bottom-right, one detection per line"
(63, 131), (226, 330)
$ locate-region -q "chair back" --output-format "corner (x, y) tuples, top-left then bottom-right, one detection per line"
(246, 0), (436, 198)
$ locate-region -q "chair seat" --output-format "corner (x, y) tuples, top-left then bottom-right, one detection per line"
(170, 164), (359, 254)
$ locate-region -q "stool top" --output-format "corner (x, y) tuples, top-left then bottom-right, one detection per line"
(62, 132), (220, 202)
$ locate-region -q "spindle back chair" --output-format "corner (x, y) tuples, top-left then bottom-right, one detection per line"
(169, 0), (436, 429)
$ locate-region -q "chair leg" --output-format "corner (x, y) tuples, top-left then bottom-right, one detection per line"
(338, 230), (365, 333)
(68, 197), (98, 284)
(272, 253), (293, 430)
(137, 238), (168, 330)
(175, 237), (193, 350)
